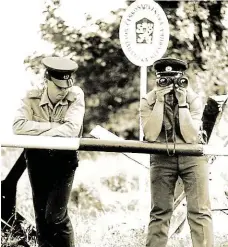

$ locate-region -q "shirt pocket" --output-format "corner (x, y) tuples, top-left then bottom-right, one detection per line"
(54, 105), (68, 122)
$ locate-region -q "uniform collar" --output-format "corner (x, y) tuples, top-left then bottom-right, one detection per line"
(39, 88), (50, 106)
(39, 88), (68, 107)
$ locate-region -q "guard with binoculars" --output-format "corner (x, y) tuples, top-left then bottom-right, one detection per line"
(140, 58), (213, 247)
(156, 74), (189, 88)
(155, 58), (189, 88)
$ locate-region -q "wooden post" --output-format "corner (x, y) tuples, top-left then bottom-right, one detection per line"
(140, 66), (148, 141)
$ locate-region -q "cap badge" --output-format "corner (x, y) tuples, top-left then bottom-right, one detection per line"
(63, 74), (70, 79)
(165, 66), (172, 71)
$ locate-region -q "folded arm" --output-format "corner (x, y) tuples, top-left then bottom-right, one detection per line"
(13, 98), (52, 135)
(40, 89), (85, 137)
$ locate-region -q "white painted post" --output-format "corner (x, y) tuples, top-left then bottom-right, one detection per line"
(140, 66), (148, 141)
(119, 0), (170, 141)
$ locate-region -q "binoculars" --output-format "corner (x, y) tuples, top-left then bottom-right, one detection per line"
(157, 76), (189, 88)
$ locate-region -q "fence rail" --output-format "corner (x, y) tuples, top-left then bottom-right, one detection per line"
(2, 135), (228, 156)
(1, 134), (228, 240)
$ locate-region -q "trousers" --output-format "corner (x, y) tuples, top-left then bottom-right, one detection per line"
(146, 154), (213, 247)
(25, 149), (78, 247)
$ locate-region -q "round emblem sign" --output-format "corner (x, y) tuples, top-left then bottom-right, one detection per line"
(119, 0), (170, 67)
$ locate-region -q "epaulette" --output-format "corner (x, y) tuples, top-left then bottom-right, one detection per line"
(27, 89), (43, 99)
(66, 86), (83, 102)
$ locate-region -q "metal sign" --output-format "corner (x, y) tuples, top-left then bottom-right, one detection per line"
(119, 0), (170, 66)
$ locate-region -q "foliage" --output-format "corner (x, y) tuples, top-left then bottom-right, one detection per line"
(71, 183), (104, 216)
(1, 220), (36, 247)
(163, 1), (228, 99)
(2, 150), (228, 247)
(24, 0), (228, 139)
(101, 173), (139, 193)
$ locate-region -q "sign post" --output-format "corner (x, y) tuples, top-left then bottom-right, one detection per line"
(119, 0), (170, 140)
(140, 66), (147, 140)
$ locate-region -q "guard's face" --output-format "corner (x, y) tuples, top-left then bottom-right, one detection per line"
(47, 80), (70, 101)
(156, 73), (188, 89)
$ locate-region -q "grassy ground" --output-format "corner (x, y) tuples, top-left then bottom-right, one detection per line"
(1, 149), (228, 247)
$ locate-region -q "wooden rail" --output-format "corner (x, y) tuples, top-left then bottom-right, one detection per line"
(2, 135), (228, 156)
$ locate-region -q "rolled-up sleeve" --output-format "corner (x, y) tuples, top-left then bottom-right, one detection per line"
(140, 90), (156, 129)
(140, 98), (155, 129)
(41, 88), (85, 137)
(13, 97), (51, 135)
(190, 96), (203, 121)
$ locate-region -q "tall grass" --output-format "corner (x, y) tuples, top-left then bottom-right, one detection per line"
(1, 149), (228, 247)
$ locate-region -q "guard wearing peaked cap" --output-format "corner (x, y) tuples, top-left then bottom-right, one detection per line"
(140, 57), (213, 247)
(13, 56), (85, 247)
(42, 56), (78, 88)
(153, 58), (189, 89)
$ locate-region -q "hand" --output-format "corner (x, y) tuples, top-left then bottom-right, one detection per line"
(174, 86), (187, 105)
(51, 122), (61, 128)
(41, 130), (53, 136)
(154, 85), (173, 102)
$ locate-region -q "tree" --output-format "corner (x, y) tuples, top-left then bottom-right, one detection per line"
(24, 0), (228, 139)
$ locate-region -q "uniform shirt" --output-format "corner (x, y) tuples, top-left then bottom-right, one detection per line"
(140, 88), (203, 143)
(13, 86), (85, 137)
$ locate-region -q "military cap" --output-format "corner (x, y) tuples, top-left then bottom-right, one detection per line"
(153, 58), (188, 75)
(42, 57), (78, 88)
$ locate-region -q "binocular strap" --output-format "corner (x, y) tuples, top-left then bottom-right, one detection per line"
(164, 103), (177, 156)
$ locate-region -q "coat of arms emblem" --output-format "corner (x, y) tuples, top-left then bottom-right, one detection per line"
(136, 18), (154, 44)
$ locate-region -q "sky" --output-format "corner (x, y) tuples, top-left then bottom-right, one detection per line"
(0, 0), (126, 136)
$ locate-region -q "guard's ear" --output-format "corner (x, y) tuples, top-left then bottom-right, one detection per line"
(44, 70), (51, 80)
(44, 78), (48, 85)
